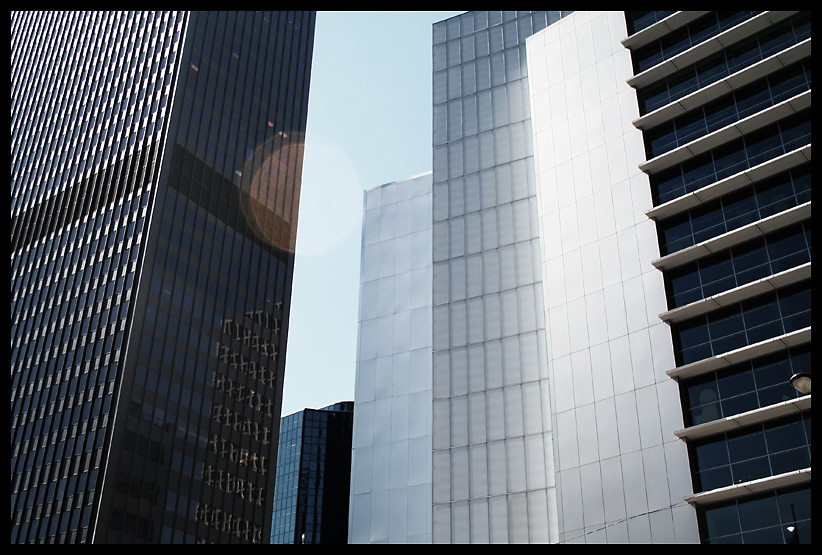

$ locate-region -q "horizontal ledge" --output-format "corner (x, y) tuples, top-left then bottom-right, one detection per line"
(666, 326), (810, 381)
(658, 263), (811, 324)
(644, 144), (811, 222)
(627, 12), (799, 90)
(651, 202), (811, 271)
(631, 37), (811, 131)
(684, 467), (811, 506)
(638, 90), (811, 175)
(674, 394), (810, 441)
(621, 12), (710, 50)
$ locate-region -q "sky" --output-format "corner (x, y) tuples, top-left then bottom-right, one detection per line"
(281, 11), (465, 416)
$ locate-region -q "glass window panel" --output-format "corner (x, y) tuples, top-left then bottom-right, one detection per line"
(769, 63), (807, 103)
(669, 67), (699, 101)
(719, 393), (757, 418)
(779, 114), (811, 153)
(778, 285), (810, 320)
(738, 494), (780, 531)
(717, 369), (754, 398)
(697, 466), (733, 492)
(702, 503), (741, 539)
(653, 166), (685, 204)
(722, 190), (758, 231)
(735, 80), (771, 120)
(647, 124), (677, 158)
(705, 95), (739, 133)
(677, 318), (711, 351)
(745, 125), (783, 167)
(727, 429), (766, 463)
(682, 154), (715, 193)
(731, 240), (770, 284)
(777, 487), (811, 523)
(765, 418), (807, 454)
(675, 109), (708, 145)
(711, 139), (747, 181)
(742, 526), (784, 544)
(694, 438), (729, 471)
(694, 51), (728, 87)
(659, 213), (694, 254)
(641, 81), (670, 115)
(700, 255), (735, 297)
(691, 207), (727, 244)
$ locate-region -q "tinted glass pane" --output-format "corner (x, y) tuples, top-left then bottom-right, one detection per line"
(732, 241), (770, 284)
(687, 378), (719, 409)
(700, 255), (735, 297)
(735, 80), (771, 120)
(711, 139), (746, 181)
(779, 115), (811, 153)
(705, 95), (738, 133)
(727, 429), (766, 463)
(765, 419), (806, 453)
(691, 208), (726, 244)
(717, 369), (754, 398)
(722, 191), (758, 230)
(708, 310), (744, 341)
(738, 494), (780, 530)
(703, 504), (741, 538)
(694, 438), (729, 470)
(720, 393), (757, 417)
(744, 126), (782, 167)
(669, 268), (702, 306)
(742, 526), (784, 544)
(676, 109), (708, 145)
(777, 488), (811, 522)
(682, 155), (715, 192)
(769, 63), (807, 103)
(677, 319), (710, 350)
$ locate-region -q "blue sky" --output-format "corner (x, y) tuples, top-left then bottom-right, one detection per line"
(281, 11), (464, 416)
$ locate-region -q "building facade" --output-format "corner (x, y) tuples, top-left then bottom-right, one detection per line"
(349, 173), (434, 543)
(11, 11), (315, 544)
(349, 10), (810, 544)
(270, 402), (354, 544)
(526, 9), (811, 543)
(430, 11), (570, 543)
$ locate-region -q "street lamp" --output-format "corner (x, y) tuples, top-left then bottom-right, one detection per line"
(789, 372), (811, 395)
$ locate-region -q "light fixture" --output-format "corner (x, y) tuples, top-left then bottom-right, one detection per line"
(789, 372), (811, 395)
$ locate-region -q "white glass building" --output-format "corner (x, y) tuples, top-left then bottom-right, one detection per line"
(348, 173), (434, 543)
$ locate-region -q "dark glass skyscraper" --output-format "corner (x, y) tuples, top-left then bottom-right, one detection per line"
(11, 11), (315, 544)
(270, 402), (354, 544)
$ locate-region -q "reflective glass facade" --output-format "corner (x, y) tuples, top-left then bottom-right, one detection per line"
(350, 173), (434, 543)
(11, 11), (315, 544)
(270, 402), (354, 544)
(431, 11), (571, 544)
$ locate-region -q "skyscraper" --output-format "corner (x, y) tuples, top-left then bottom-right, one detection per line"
(527, 10), (811, 543)
(11, 11), (315, 544)
(349, 173), (434, 543)
(270, 402), (354, 544)
(350, 10), (811, 544)
(430, 11), (570, 543)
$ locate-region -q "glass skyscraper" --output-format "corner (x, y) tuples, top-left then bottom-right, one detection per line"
(349, 173), (434, 543)
(270, 402), (354, 544)
(431, 11), (570, 543)
(11, 11), (315, 544)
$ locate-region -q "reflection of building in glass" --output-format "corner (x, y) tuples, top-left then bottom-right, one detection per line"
(270, 402), (354, 544)
(10, 11), (315, 544)
(349, 10), (811, 544)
